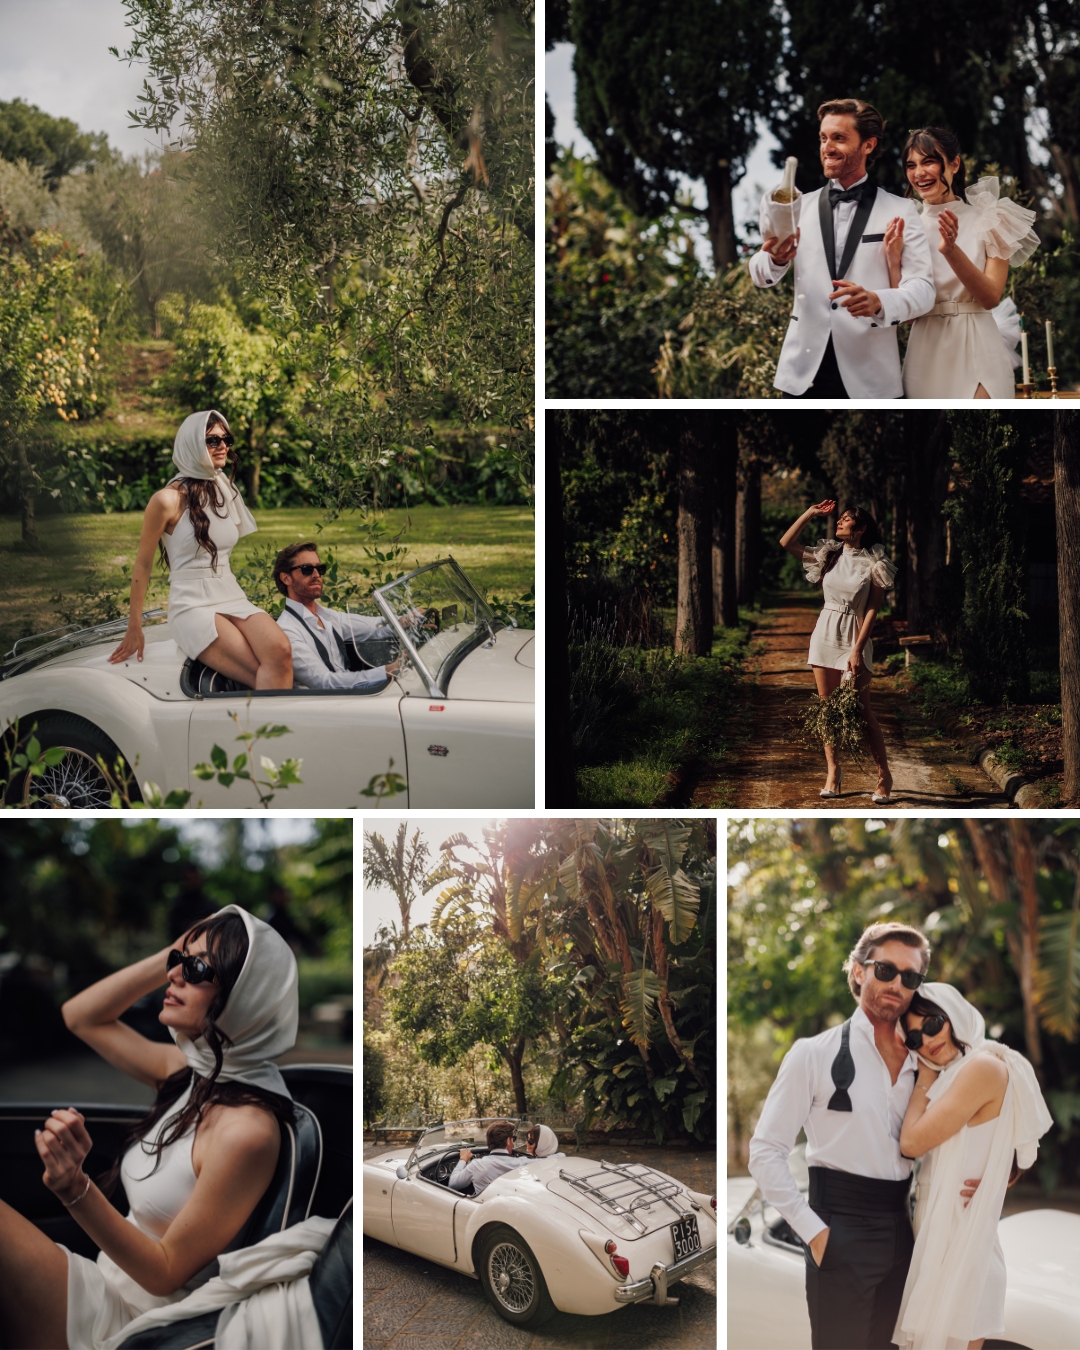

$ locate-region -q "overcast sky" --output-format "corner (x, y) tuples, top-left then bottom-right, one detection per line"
(0, 0), (170, 158)
(546, 41), (780, 248)
(362, 818), (497, 946)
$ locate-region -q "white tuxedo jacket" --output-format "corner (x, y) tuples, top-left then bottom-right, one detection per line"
(748, 184), (936, 398)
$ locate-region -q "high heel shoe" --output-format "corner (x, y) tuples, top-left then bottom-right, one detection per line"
(820, 770), (843, 799)
(871, 783), (893, 804)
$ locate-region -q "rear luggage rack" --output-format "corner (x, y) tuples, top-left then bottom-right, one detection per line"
(558, 1161), (688, 1235)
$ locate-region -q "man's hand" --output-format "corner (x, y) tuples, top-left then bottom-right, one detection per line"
(386, 659), (402, 677)
(763, 230), (800, 266)
(831, 280), (882, 318)
(808, 1227), (830, 1267)
(459, 1148), (473, 1162)
(960, 1177), (981, 1208)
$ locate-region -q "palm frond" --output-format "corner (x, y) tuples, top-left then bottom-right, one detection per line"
(1035, 890), (1080, 1041)
(619, 966), (661, 1047)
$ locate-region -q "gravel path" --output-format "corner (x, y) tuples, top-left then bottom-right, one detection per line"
(363, 1144), (716, 1350)
(715, 595), (1010, 810)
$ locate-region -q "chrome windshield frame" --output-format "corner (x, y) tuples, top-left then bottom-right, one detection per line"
(404, 1116), (530, 1173)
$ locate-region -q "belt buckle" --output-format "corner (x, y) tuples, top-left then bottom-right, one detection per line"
(937, 301), (959, 317)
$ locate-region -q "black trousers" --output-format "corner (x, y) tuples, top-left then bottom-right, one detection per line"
(782, 335), (850, 400)
(803, 1167), (914, 1350)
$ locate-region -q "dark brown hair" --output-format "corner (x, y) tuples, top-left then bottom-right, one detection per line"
(98, 911), (294, 1198)
(902, 991), (970, 1056)
(902, 127), (968, 204)
(817, 506), (883, 584)
(273, 541), (320, 597)
(158, 412), (242, 575)
(843, 922), (931, 997)
(818, 99), (886, 166)
(485, 1119), (516, 1151)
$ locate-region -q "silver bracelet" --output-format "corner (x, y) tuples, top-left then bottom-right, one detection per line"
(61, 1174), (91, 1208)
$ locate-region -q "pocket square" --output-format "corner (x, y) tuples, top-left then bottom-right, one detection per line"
(861, 233), (885, 243)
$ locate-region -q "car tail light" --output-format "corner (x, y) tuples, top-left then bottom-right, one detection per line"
(604, 1239), (630, 1278)
(711, 1196), (717, 1211)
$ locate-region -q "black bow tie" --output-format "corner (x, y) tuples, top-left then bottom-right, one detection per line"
(830, 183), (865, 207)
(827, 1019), (855, 1112)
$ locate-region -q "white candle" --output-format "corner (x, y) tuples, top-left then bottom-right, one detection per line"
(1021, 331), (1030, 386)
(1046, 320), (1055, 370)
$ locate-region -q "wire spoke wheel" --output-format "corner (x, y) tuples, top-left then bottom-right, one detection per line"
(488, 1241), (536, 1314)
(22, 748), (113, 809)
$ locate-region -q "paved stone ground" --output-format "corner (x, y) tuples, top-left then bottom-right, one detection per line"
(720, 594), (1009, 810)
(363, 1144), (717, 1350)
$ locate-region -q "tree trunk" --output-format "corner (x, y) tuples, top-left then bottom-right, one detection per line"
(547, 416), (578, 804)
(1007, 821), (1044, 1080)
(503, 1040), (527, 1116)
(15, 442), (38, 547)
(675, 416), (713, 655)
(713, 423), (738, 627)
(891, 475), (907, 621)
(246, 429), (261, 504)
(904, 411), (948, 632)
(1055, 412), (1080, 802)
(735, 455), (761, 606)
(703, 163), (737, 272)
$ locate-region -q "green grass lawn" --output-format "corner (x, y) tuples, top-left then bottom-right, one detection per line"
(0, 505), (534, 651)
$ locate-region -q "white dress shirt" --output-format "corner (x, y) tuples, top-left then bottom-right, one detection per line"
(277, 599), (395, 692)
(448, 1150), (527, 1196)
(749, 1006), (918, 1243)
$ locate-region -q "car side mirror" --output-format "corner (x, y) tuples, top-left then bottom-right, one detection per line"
(733, 1217), (752, 1246)
(396, 1165), (408, 1180)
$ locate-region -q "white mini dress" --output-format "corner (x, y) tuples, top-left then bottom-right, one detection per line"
(63, 1082), (205, 1350)
(902, 179), (1040, 400)
(804, 541), (897, 672)
(164, 486), (265, 660)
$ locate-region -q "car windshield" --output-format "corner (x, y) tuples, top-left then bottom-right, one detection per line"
(406, 1118), (532, 1171)
(374, 559), (502, 698)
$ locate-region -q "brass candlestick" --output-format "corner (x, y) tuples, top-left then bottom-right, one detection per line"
(1016, 383), (1034, 399)
(1049, 366), (1059, 398)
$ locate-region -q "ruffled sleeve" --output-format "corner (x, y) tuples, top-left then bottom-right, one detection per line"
(866, 543), (898, 590)
(965, 177), (1040, 267)
(802, 537), (841, 585)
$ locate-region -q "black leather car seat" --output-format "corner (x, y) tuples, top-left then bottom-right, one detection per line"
(116, 1103), (323, 1350)
(179, 659), (253, 697)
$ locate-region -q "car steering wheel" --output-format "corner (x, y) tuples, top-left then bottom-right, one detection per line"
(435, 1150), (459, 1183)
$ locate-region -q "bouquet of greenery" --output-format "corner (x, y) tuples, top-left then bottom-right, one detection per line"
(799, 672), (868, 756)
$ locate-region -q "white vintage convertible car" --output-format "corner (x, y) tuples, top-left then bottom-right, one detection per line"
(364, 1118), (717, 1327)
(728, 1151), (1080, 1350)
(0, 558), (533, 808)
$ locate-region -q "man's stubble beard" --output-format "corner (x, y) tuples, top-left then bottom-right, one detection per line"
(864, 989), (911, 1023)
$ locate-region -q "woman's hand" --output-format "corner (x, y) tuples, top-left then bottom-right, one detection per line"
(35, 1108), (93, 1202)
(937, 209), (959, 257)
(884, 216), (905, 268)
(809, 499), (836, 519)
(846, 651), (862, 677)
(109, 624), (145, 664)
(916, 1061), (941, 1090)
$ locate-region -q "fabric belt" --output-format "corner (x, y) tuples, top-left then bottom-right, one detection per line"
(927, 300), (984, 317)
(821, 603), (857, 616)
(808, 1166), (911, 1215)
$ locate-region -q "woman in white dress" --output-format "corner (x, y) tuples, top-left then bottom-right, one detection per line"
(886, 126), (1040, 399)
(894, 983), (1053, 1350)
(109, 409), (293, 687)
(0, 906), (298, 1350)
(780, 499), (898, 803)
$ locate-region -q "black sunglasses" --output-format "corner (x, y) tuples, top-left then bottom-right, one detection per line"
(904, 1014), (948, 1050)
(865, 959), (924, 991)
(167, 949), (216, 984)
(289, 563), (328, 577)
(205, 434), (235, 449)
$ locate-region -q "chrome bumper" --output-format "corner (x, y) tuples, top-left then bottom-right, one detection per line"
(613, 1243), (717, 1306)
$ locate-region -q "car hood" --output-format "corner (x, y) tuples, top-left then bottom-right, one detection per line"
(440, 629), (534, 703)
(999, 1209), (1080, 1294)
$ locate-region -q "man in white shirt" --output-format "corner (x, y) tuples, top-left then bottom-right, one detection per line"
(748, 98), (934, 399)
(448, 1120), (527, 1196)
(273, 542), (401, 693)
(749, 922), (940, 1349)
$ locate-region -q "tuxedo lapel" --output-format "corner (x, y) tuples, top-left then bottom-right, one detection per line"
(818, 187), (836, 279)
(836, 183), (878, 281)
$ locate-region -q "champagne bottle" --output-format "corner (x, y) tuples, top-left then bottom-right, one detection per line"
(771, 157), (799, 205)
(759, 158), (801, 245)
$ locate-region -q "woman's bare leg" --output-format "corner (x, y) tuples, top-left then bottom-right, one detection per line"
(811, 665), (843, 790)
(967, 1340), (985, 1350)
(974, 383), (990, 399)
(0, 1196), (69, 1349)
(855, 661), (892, 795)
(197, 613), (293, 690)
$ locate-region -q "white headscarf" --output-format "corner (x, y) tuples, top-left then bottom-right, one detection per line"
(531, 1124), (560, 1157)
(171, 410), (257, 539)
(170, 904), (298, 1100)
(893, 982), (1054, 1350)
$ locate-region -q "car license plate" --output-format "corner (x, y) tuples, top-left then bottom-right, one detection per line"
(670, 1214), (701, 1262)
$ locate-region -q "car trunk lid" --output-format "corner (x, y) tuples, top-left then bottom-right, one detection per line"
(545, 1159), (692, 1237)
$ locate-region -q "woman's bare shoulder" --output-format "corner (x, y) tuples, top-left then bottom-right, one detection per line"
(200, 1100), (281, 1146)
(955, 1051), (1009, 1092)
